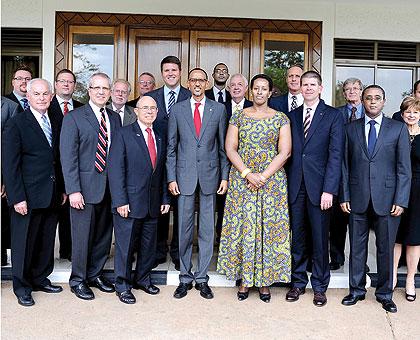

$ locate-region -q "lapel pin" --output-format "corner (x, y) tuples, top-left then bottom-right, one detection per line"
(136, 133), (141, 137)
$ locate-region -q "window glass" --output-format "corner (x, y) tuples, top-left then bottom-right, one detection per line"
(335, 66), (374, 107)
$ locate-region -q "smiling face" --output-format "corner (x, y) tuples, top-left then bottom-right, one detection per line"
(138, 74), (155, 96)
(55, 72), (76, 99)
(88, 75), (111, 108)
(26, 79), (52, 114)
(135, 95), (158, 127)
(301, 76), (322, 104)
(111, 81), (130, 107)
(161, 63), (181, 89)
(363, 88), (386, 119)
(343, 81), (362, 105)
(286, 66), (303, 94)
(188, 69), (209, 101)
(402, 105), (420, 127)
(229, 74), (248, 102)
(12, 70), (32, 97)
(251, 78), (271, 105)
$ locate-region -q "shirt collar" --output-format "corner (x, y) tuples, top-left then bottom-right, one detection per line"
(365, 113), (383, 126)
(231, 98), (245, 108)
(190, 96), (206, 106)
(13, 91), (25, 103)
(164, 85), (180, 97)
(112, 103), (125, 113)
(288, 92), (302, 100)
(56, 94), (73, 106)
(138, 120), (153, 132)
(346, 102), (362, 112)
(89, 100), (106, 116)
(30, 107), (48, 120)
(303, 99), (319, 113)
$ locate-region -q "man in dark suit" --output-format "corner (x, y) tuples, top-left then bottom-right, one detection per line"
(147, 56), (191, 269)
(340, 85), (411, 313)
(107, 79), (137, 126)
(205, 63), (231, 104)
(330, 77), (365, 271)
(60, 72), (121, 300)
(2, 78), (65, 306)
(285, 71), (345, 307)
(167, 68), (229, 300)
(5, 65), (33, 112)
(109, 95), (170, 304)
(49, 69), (83, 261)
(392, 80), (420, 123)
(126, 72), (156, 108)
(269, 64), (303, 114)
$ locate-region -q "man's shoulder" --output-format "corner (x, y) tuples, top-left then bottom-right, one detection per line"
(147, 87), (164, 98)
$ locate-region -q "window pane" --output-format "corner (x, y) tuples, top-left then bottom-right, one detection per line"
(335, 66), (374, 107)
(72, 34), (114, 103)
(377, 68), (413, 116)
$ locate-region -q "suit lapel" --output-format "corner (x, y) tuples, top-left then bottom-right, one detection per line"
(371, 116), (390, 158)
(304, 100), (326, 144)
(25, 110), (51, 148)
(159, 88), (168, 116)
(154, 131), (163, 170)
(181, 101), (199, 141)
(293, 106), (305, 144)
(123, 106), (134, 126)
(355, 118), (369, 158)
(199, 100), (215, 141)
(84, 105), (100, 132)
(132, 123), (154, 169)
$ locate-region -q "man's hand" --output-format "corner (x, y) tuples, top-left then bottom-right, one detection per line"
(217, 180), (228, 195)
(168, 181), (180, 196)
(161, 204), (170, 214)
(117, 204), (130, 218)
(1, 184), (6, 199)
(340, 202), (351, 214)
(390, 205), (404, 217)
(320, 192), (333, 210)
(14, 201), (28, 215)
(69, 192), (85, 210)
(61, 193), (68, 205)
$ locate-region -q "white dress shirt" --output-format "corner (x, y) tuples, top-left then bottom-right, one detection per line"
(56, 94), (74, 114)
(364, 113), (383, 146)
(89, 100), (111, 149)
(111, 103), (125, 125)
(212, 87), (227, 102)
(164, 85), (181, 113)
(138, 121), (157, 154)
(30, 107), (51, 129)
(302, 100), (319, 124)
(190, 96), (206, 121)
(231, 98), (245, 112)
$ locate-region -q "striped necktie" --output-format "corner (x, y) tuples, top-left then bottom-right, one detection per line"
(167, 90), (176, 116)
(95, 108), (108, 173)
(303, 108), (312, 139)
(40, 113), (52, 146)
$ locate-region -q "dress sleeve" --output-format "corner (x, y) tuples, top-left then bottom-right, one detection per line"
(278, 111), (290, 127)
(229, 109), (241, 127)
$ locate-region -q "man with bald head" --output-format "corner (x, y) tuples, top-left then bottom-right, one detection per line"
(109, 95), (170, 304)
(2, 78), (66, 306)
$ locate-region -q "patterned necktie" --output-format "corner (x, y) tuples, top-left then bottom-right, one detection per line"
(95, 108), (108, 173)
(146, 128), (157, 168)
(234, 104), (241, 114)
(218, 91), (224, 103)
(303, 107), (312, 138)
(367, 120), (377, 156)
(291, 95), (298, 111)
(193, 102), (201, 136)
(63, 101), (69, 115)
(350, 107), (357, 122)
(21, 98), (29, 111)
(40, 114), (52, 146)
(168, 90), (176, 116)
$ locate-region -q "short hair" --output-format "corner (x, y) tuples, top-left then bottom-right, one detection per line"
(213, 63), (228, 73)
(27, 78), (52, 93)
(400, 96), (420, 112)
(413, 80), (420, 93)
(160, 56), (181, 72)
(287, 64), (303, 72)
(188, 68), (208, 80)
(250, 74), (273, 92)
(138, 72), (155, 83)
(362, 84), (386, 100)
(55, 69), (76, 82)
(227, 73), (248, 88)
(111, 79), (131, 93)
(12, 65), (33, 78)
(342, 77), (363, 92)
(300, 71), (322, 85)
(88, 72), (111, 88)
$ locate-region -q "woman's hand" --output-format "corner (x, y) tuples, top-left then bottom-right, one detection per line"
(246, 173), (267, 190)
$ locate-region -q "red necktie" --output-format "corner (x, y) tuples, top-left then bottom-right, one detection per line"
(95, 108), (108, 173)
(146, 128), (157, 168)
(63, 101), (69, 115)
(194, 102), (201, 136)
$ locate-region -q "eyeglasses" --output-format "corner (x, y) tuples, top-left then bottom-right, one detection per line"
(89, 86), (110, 92)
(56, 79), (75, 85)
(214, 69), (228, 74)
(13, 77), (31, 82)
(137, 106), (157, 112)
(344, 87), (362, 92)
(113, 89), (128, 95)
(364, 95), (383, 102)
(139, 80), (154, 86)
(189, 78), (207, 84)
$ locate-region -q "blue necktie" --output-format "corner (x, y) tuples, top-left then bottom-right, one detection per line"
(167, 91), (176, 116)
(41, 114), (52, 146)
(218, 91), (224, 103)
(367, 120), (377, 156)
(21, 98), (29, 110)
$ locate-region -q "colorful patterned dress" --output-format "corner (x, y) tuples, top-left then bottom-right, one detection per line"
(217, 109), (291, 287)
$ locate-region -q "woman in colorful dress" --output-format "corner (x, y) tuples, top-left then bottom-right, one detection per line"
(217, 74), (292, 302)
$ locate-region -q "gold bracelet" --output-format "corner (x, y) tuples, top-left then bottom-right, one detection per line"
(241, 168), (251, 178)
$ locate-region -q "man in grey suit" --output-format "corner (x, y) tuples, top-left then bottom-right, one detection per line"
(107, 79), (137, 126)
(167, 68), (230, 299)
(340, 85), (411, 313)
(60, 72), (121, 300)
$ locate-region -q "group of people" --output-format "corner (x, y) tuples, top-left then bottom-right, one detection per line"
(1, 56), (419, 313)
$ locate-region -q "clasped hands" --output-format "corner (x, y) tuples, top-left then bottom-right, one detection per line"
(245, 172), (267, 190)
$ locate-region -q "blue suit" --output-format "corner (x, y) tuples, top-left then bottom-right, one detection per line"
(269, 94), (289, 114)
(287, 99), (345, 292)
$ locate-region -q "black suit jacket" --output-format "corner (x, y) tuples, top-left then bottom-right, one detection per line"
(205, 87), (232, 104)
(5, 92), (24, 113)
(225, 99), (253, 122)
(2, 109), (64, 208)
(269, 94), (288, 114)
(126, 96), (140, 108)
(49, 95), (83, 128)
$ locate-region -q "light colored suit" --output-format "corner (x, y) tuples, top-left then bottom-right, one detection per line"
(167, 98), (229, 284)
(106, 104), (137, 127)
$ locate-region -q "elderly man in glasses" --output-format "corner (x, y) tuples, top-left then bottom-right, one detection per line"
(127, 72), (156, 108)
(107, 79), (137, 127)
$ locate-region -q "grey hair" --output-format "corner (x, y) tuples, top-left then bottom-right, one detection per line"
(27, 78), (53, 93)
(88, 72), (112, 88)
(342, 78), (363, 91)
(111, 79), (131, 93)
(227, 73), (248, 88)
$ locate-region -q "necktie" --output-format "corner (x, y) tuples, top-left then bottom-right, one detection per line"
(63, 101), (69, 115)
(118, 110), (124, 125)
(218, 91), (224, 103)
(146, 128), (157, 168)
(234, 104), (241, 114)
(367, 120), (377, 156)
(21, 98), (29, 111)
(193, 102), (201, 136)
(95, 108), (108, 173)
(291, 95), (298, 111)
(350, 107), (357, 122)
(168, 90), (176, 116)
(303, 108), (312, 139)
(40, 114), (52, 146)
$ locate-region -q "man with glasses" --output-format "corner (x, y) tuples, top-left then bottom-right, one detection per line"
(6, 65), (33, 112)
(60, 72), (121, 301)
(205, 63), (231, 104)
(167, 68), (229, 299)
(127, 72), (156, 108)
(107, 79), (136, 126)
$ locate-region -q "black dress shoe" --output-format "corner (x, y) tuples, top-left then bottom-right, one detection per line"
(342, 294), (365, 306)
(71, 282), (95, 300)
(329, 262), (343, 271)
(135, 284), (160, 295)
(376, 298), (397, 313)
(116, 290), (136, 304)
(17, 294), (35, 307)
(237, 288), (249, 301)
(89, 276), (115, 293)
(154, 257), (167, 268)
(286, 287), (305, 302)
(33, 283), (63, 293)
(173, 259), (180, 271)
(258, 289), (271, 303)
(313, 291), (327, 307)
(195, 282), (214, 299)
(174, 282), (193, 299)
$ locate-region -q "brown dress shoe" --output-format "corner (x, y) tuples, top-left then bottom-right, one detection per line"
(313, 291), (327, 307)
(286, 287), (305, 302)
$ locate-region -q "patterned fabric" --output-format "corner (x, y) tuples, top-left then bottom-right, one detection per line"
(303, 107), (312, 138)
(167, 90), (176, 116)
(95, 108), (108, 173)
(217, 109), (291, 287)
(40, 114), (52, 146)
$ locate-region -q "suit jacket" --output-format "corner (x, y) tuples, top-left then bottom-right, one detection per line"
(60, 104), (121, 204)
(5, 92), (24, 113)
(392, 110), (404, 123)
(337, 104), (365, 124)
(340, 117), (411, 215)
(1, 96), (19, 131)
(146, 86), (191, 137)
(167, 98), (230, 195)
(49, 95), (83, 128)
(106, 104), (137, 126)
(126, 96), (140, 108)
(287, 99), (345, 206)
(225, 99), (253, 122)
(108, 122), (169, 219)
(2, 109), (64, 208)
(269, 94), (289, 114)
(205, 87), (232, 104)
